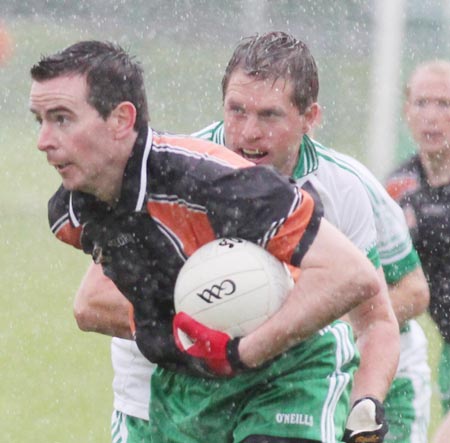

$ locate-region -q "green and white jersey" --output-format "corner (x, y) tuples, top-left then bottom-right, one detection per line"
(194, 122), (380, 267)
(305, 138), (421, 284)
(194, 121), (421, 282)
(193, 121), (225, 145)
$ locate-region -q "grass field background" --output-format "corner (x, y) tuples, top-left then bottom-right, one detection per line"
(0, 14), (445, 442)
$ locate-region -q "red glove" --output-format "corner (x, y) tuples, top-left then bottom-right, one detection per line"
(173, 312), (246, 376)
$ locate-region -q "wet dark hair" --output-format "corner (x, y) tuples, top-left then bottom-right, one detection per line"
(30, 40), (149, 130)
(222, 31), (319, 114)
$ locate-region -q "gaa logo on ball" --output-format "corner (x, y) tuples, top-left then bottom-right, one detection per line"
(196, 279), (237, 304)
(174, 238), (294, 337)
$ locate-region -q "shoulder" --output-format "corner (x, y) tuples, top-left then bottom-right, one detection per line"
(302, 143), (376, 252)
(151, 130), (247, 169)
(311, 140), (371, 196)
(48, 185), (71, 231)
(190, 121), (225, 145)
(385, 155), (421, 202)
(48, 185), (83, 249)
(314, 141), (374, 184)
(313, 141), (405, 210)
(313, 140), (361, 178)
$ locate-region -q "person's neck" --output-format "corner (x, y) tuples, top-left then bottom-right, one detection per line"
(420, 149), (450, 187)
(93, 131), (139, 206)
(95, 179), (124, 208)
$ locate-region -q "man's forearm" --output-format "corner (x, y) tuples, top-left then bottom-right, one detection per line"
(349, 268), (400, 403)
(74, 262), (133, 339)
(388, 266), (429, 327)
(239, 220), (380, 368)
(73, 293), (133, 338)
(351, 318), (399, 403)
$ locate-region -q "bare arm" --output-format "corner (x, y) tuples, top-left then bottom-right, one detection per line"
(433, 411), (450, 443)
(388, 266), (429, 327)
(73, 262), (133, 339)
(348, 267), (400, 403)
(238, 218), (381, 368)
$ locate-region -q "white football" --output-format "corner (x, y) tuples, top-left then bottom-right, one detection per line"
(174, 238), (294, 337)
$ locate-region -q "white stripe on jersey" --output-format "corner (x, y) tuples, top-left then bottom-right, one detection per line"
(147, 193), (208, 260)
(259, 184), (302, 248)
(321, 322), (355, 443)
(148, 193), (207, 213)
(50, 212), (70, 234)
(68, 192), (81, 227)
(191, 121), (225, 144)
(135, 128), (153, 211)
(152, 217), (189, 262)
(111, 410), (129, 443)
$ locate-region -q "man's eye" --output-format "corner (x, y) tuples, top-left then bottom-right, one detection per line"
(415, 99), (428, 107)
(230, 106), (245, 115)
(56, 115), (67, 124)
(261, 110), (278, 118)
(438, 100), (450, 109)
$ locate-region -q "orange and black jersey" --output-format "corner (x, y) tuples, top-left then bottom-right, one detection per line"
(48, 126), (323, 374)
(387, 155), (450, 342)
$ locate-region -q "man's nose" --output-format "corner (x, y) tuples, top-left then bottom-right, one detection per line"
(37, 122), (55, 152)
(242, 115), (263, 141)
(423, 100), (445, 120)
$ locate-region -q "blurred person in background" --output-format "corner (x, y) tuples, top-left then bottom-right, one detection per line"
(0, 22), (13, 66)
(195, 31), (430, 443)
(30, 39), (387, 443)
(386, 60), (450, 442)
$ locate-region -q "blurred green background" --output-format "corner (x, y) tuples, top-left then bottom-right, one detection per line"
(1, 1), (449, 441)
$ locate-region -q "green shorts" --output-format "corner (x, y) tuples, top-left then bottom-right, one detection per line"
(383, 377), (430, 443)
(149, 321), (358, 443)
(111, 410), (152, 443)
(439, 340), (450, 414)
(383, 321), (431, 443)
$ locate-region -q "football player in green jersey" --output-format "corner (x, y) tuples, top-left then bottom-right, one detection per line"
(195, 32), (430, 443)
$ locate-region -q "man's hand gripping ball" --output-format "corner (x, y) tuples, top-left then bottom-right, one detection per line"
(173, 312), (247, 376)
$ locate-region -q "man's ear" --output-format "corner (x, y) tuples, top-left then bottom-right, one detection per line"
(110, 101), (137, 139)
(302, 102), (320, 135)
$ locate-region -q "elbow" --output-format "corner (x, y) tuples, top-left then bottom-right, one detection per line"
(404, 266), (431, 317)
(357, 264), (381, 305)
(412, 278), (430, 316)
(73, 301), (94, 332)
(367, 271), (382, 300)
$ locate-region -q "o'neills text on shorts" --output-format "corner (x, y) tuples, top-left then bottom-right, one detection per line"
(275, 413), (314, 426)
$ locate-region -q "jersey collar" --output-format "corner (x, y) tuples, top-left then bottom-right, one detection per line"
(292, 135), (319, 179)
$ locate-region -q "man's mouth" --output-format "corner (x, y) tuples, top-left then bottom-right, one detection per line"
(55, 162), (70, 171)
(423, 131), (443, 141)
(240, 148), (267, 160)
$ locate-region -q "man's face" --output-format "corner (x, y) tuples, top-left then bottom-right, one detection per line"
(29, 74), (116, 195)
(223, 70), (311, 176)
(405, 69), (450, 157)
